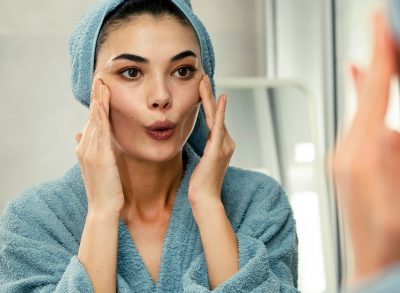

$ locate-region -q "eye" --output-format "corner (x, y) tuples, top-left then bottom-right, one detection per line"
(174, 66), (196, 79)
(120, 67), (141, 80)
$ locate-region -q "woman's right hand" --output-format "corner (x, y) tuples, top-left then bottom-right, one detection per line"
(75, 79), (125, 216)
(331, 12), (400, 284)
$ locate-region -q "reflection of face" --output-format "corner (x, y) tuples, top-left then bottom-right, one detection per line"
(94, 14), (204, 162)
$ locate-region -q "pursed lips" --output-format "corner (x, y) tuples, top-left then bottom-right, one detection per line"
(145, 120), (177, 141)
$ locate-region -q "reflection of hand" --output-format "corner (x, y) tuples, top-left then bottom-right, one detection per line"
(75, 79), (125, 216)
(332, 12), (400, 284)
(188, 75), (235, 209)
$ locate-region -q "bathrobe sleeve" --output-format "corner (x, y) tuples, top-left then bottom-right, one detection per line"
(341, 265), (400, 293)
(0, 189), (94, 292)
(182, 178), (299, 292)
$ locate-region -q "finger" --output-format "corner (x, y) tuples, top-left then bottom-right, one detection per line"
(356, 11), (396, 126)
(86, 103), (101, 158)
(96, 101), (112, 149)
(199, 74), (217, 130)
(80, 100), (100, 151)
(90, 78), (103, 111)
(80, 79), (101, 155)
(90, 81), (95, 104)
(99, 83), (111, 117)
(350, 64), (366, 102)
(84, 125), (100, 159)
(210, 93), (227, 147)
(75, 133), (82, 144)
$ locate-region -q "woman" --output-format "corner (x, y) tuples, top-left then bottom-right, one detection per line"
(0, 0), (298, 292)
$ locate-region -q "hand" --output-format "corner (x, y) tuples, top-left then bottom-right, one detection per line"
(188, 75), (235, 209)
(75, 79), (125, 216)
(331, 12), (400, 284)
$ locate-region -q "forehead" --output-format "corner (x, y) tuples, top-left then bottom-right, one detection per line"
(101, 14), (200, 61)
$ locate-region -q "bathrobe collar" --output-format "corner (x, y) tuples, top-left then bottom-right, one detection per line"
(67, 142), (203, 291)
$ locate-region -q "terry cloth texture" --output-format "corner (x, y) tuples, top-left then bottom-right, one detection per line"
(0, 143), (299, 292)
(69, 0), (214, 157)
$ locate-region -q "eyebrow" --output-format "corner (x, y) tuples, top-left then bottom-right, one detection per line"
(112, 50), (197, 63)
(170, 50), (197, 62)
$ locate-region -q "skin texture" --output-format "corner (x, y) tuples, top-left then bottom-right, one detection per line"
(75, 14), (238, 291)
(331, 11), (400, 287)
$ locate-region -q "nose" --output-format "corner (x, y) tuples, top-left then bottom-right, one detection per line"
(148, 79), (172, 111)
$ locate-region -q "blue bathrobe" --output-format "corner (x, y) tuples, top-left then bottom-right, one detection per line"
(0, 143), (298, 292)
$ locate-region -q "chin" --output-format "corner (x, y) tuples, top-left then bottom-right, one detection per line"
(143, 142), (182, 162)
(112, 127), (190, 163)
(118, 138), (184, 164)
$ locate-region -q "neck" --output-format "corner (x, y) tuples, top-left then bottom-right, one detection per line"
(115, 147), (184, 223)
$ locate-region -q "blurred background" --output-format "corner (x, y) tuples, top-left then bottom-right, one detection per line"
(1, 0), (399, 292)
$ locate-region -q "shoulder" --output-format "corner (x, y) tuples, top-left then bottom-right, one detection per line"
(2, 163), (85, 218)
(0, 164), (87, 242)
(222, 165), (288, 212)
(223, 165), (283, 198)
(222, 166), (294, 236)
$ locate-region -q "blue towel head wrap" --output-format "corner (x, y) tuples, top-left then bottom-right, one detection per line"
(69, 0), (215, 157)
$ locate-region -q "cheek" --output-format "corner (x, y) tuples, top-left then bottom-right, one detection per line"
(175, 87), (200, 133)
(109, 83), (132, 108)
(175, 82), (201, 113)
(107, 84), (143, 126)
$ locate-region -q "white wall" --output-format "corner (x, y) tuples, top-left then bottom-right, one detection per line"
(0, 1), (97, 210)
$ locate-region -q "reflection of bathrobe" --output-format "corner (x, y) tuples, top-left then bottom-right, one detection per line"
(342, 265), (400, 293)
(0, 143), (299, 292)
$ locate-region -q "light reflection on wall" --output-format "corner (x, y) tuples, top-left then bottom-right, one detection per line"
(290, 191), (326, 293)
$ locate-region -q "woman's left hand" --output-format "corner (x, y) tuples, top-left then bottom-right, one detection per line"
(188, 75), (235, 209)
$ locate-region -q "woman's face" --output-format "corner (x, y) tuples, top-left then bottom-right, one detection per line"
(94, 14), (204, 163)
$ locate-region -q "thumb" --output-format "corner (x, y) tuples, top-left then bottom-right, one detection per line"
(75, 133), (82, 144)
